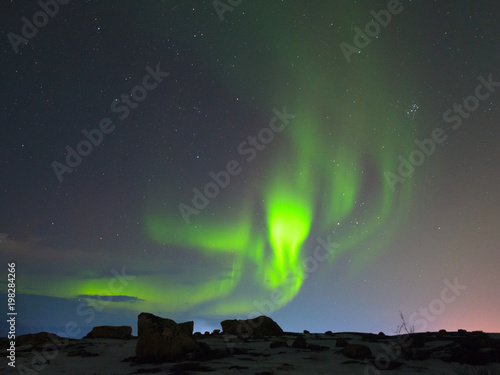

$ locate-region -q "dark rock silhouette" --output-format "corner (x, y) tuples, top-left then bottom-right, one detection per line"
(6, 315), (500, 372)
(84, 326), (132, 340)
(291, 334), (307, 349)
(220, 315), (283, 339)
(135, 312), (201, 362)
(178, 321), (194, 336)
(342, 343), (373, 359)
(17, 332), (69, 348)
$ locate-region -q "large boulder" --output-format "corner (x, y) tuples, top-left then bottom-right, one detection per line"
(292, 335), (307, 349)
(135, 313), (201, 361)
(342, 344), (373, 359)
(178, 321), (194, 336)
(220, 316), (283, 339)
(84, 326), (132, 339)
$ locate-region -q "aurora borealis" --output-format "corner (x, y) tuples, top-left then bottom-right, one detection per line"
(1, 0), (500, 338)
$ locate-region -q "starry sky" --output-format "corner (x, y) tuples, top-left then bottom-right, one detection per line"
(1, 1), (499, 338)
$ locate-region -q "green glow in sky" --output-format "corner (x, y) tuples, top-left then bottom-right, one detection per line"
(135, 2), (417, 319)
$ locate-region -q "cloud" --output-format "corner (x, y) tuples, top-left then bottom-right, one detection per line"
(78, 295), (144, 303)
(0, 237), (172, 278)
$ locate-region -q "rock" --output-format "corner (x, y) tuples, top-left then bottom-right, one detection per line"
(472, 330), (486, 336)
(335, 338), (349, 347)
(270, 340), (288, 349)
(342, 344), (373, 360)
(213, 329), (221, 335)
(135, 312), (202, 362)
(292, 335), (307, 349)
(220, 316), (283, 339)
(303, 330), (310, 334)
(17, 332), (68, 349)
(197, 341), (212, 357)
(83, 326), (132, 340)
(178, 321), (194, 336)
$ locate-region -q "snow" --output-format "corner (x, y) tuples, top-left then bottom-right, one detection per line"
(2, 332), (500, 375)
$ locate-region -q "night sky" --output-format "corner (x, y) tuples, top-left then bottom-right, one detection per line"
(1, 0), (499, 338)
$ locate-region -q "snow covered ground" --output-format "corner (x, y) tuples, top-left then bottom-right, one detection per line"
(2, 332), (500, 374)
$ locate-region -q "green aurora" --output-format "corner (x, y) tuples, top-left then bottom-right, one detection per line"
(43, 2), (418, 318)
(140, 68), (415, 319)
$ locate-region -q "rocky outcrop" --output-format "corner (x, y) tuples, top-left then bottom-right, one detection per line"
(292, 335), (307, 349)
(342, 343), (373, 359)
(270, 340), (288, 349)
(135, 313), (202, 362)
(220, 316), (283, 339)
(178, 321), (194, 336)
(17, 332), (69, 349)
(83, 326), (132, 340)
